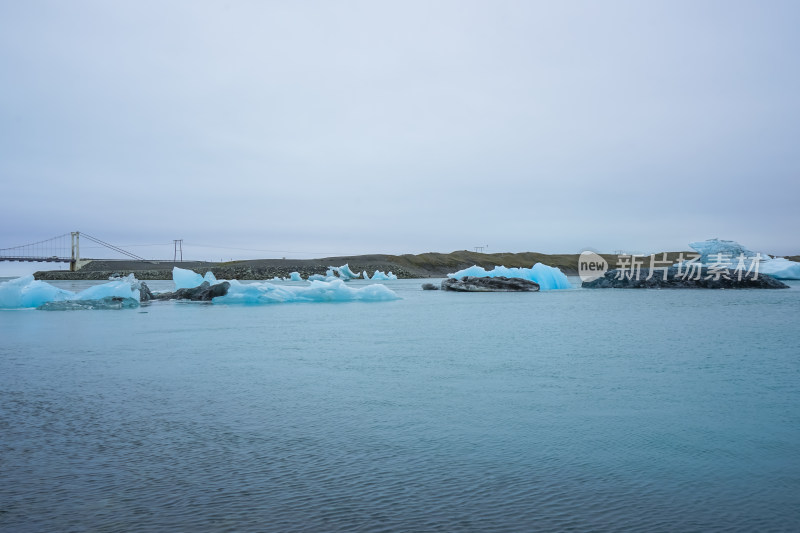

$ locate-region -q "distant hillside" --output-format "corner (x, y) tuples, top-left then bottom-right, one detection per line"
(35, 250), (694, 280)
(385, 251), (590, 277)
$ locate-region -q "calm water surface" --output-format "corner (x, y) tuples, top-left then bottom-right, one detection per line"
(1, 278), (799, 531)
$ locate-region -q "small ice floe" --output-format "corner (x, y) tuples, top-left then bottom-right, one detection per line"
(368, 270), (398, 281)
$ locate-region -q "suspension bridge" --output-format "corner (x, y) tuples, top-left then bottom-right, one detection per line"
(0, 232), (146, 271)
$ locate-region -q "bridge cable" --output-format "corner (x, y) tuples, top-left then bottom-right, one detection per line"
(0, 233), (72, 260)
(80, 233), (146, 261)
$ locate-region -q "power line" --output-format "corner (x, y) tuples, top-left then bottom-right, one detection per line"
(184, 243), (354, 255)
(97, 243), (173, 247)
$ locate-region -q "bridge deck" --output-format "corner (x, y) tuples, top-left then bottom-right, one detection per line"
(0, 257), (71, 263)
(2, 231), (149, 270)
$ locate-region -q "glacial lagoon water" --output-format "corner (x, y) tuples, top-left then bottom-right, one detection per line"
(1, 277), (799, 531)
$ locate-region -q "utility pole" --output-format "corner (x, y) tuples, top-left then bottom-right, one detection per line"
(174, 239), (183, 262)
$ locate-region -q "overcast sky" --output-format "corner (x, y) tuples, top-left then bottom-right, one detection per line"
(1, 1), (798, 275)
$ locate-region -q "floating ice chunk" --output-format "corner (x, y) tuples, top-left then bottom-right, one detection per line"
(687, 239), (800, 279)
(289, 272), (303, 281)
(318, 265), (363, 280)
(76, 274), (142, 301)
(362, 270), (369, 280)
(0, 274), (142, 309)
(173, 267), (202, 288)
(327, 264), (360, 280)
(369, 270), (397, 280)
(173, 267), (217, 289)
(687, 239), (760, 269)
(688, 239), (757, 263)
(756, 257), (800, 280)
(0, 275), (74, 308)
(309, 273), (338, 281)
(38, 296), (140, 311)
(212, 279), (400, 305)
(448, 264), (571, 290)
(340, 265), (360, 279)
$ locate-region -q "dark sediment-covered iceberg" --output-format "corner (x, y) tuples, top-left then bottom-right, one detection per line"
(583, 266), (788, 289)
(150, 281), (231, 301)
(441, 276), (540, 292)
(38, 296), (141, 311)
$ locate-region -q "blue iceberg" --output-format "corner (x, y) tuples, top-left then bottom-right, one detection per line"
(687, 239), (800, 280)
(328, 264), (360, 280)
(0, 274), (143, 309)
(688, 239), (758, 264)
(759, 258), (800, 280)
(1, 269), (401, 309)
(171, 267), (399, 304)
(0, 275), (73, 308)
(173, 267), (217, 289)
(213, 279), (399, 304)
(448, 264), (571, 290)
(368, 270), (398, 280)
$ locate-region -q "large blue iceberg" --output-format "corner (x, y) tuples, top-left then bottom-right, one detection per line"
(687, 239), (800, 280)
(688, 239), (758, 264)
(448, 264), (572, 290)
(0, 274), (143, 309)
(760, 258), (800, 280)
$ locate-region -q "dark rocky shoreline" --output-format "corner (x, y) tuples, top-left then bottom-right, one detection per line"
(34, 261), (414, 281)
(31, 250), (646, 281)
